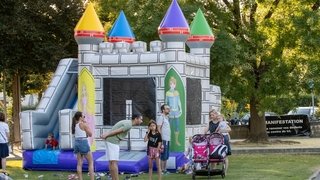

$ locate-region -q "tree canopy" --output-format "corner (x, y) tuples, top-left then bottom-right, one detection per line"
(95, 0), (320, 142)
(205, 0), (320, 141)
(0, 0), (84, 142)
(0, 0), (83, 74)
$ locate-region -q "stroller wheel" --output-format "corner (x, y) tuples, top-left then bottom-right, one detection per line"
(221, 172), (225, 179)
(221, 167), (226, 179)
(222, 163), (226, 171)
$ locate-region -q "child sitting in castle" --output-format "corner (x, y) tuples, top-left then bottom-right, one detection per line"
(178, 136), (194, 174)
(45, 133), (59, 150)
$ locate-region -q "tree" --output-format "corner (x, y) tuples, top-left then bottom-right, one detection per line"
(0, 0), (84, 143)
(94, 0), (320, 142)
(202, 0), (320, 142)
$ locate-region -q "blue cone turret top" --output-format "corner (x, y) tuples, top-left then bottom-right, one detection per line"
(158, 0), (190, 42)
(108, 10), (135, 43)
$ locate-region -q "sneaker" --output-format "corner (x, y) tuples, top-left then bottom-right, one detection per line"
(162, 170), (170, 175)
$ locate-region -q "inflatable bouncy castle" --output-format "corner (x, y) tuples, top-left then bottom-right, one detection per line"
(20, 0), (221, 173)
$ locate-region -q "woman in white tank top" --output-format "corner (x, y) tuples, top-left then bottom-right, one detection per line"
(71, 111), (94, 180)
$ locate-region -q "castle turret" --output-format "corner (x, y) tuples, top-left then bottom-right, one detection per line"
(158, 0), (190, 61)
(186, 8), (214, 58)
(74, 3), (105, 45)
(108, 10), (135, 44)
(158, 0), (190, 153)
(158, 0), (190, 42)
(186, 9), (217, 126)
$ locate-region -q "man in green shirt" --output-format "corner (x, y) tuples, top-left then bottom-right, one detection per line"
(100, 114), (143, 180)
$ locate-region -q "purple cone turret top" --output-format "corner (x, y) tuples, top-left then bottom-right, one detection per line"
(108, 10), (135, 43)
(158, 0), (190, 42)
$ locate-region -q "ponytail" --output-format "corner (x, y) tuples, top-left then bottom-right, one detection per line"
(72, 111), (82, 134)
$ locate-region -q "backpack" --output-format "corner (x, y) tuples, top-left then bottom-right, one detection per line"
(209, 144), (228, 159)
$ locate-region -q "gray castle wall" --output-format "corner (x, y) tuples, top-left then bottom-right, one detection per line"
(77, 40), (221, 150)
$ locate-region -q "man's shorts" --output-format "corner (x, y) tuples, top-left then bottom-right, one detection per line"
(105, 141), (120, 161)
(160, 140), (170, 161)
(0, 143), (9, 158)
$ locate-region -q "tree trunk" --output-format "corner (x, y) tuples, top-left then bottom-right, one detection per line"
(247, 95), (269, 143)
(38, 92), (42, 102)
(12, 72), (21, 144)
(2, 72), (7, 118)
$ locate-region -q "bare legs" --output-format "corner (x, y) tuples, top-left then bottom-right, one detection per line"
(76, 154), (83, 180)
(76, 153), (94, 180)
(148, 158), (153, 180)
(109, 160), (119, 180)
(225, 157), (229, 175)
(156, 157), (162, 180)
(149, 157), (161, 180)
(1, 158), (6, 172)
(85, 152), (94, 180)
(161, 160), (167, 172)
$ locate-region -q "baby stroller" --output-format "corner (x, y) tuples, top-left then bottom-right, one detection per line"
(191, 133), (227, 179)
(191, 134), (208, 179)
(192, 134), (208, 162)
(207, 133), (227, 178)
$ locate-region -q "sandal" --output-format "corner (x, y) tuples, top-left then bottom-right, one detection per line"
(2, 172), (9, 176)
(68, 174), (79, 180)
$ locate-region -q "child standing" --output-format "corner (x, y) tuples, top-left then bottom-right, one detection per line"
(45, 133), (59, 150)
(144, 120), (162, 180)
(215, 114), (231, 175)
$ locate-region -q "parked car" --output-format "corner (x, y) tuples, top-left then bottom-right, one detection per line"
(240, 112), (278, 125)
(287, 106), (318, 120)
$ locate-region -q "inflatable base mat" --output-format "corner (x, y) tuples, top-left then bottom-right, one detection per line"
(23, 150), (187, 173)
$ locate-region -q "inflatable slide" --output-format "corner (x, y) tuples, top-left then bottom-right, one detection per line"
(21, 58), (78, 149)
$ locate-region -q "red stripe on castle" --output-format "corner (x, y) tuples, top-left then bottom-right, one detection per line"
(187, 35), (215, 42)
(74, 30), (105, 38)
(108, 37), (135, 43)
(159, 27), (190, 35)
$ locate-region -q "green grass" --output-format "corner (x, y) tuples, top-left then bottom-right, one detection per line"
(6, 154), (320, 179)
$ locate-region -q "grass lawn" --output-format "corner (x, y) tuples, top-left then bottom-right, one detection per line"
(6, 154), (320, 180)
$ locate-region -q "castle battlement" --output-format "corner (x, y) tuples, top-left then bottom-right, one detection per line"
(78, 41), (210, 68)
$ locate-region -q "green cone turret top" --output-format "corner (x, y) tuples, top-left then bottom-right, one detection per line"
(186, 9), (215, 48)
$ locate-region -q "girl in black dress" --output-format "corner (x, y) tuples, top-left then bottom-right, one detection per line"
(144, 120), (163, 180)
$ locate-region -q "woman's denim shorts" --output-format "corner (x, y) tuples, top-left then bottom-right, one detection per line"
(74, 138), (90, 155)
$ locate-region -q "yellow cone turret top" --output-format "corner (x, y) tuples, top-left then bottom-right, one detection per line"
(74, 3), (105, 44)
